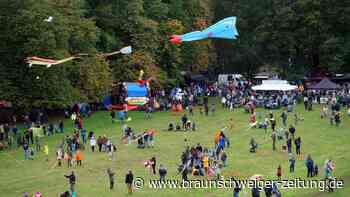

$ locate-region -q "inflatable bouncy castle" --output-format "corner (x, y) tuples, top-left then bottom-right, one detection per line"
(103, 82), (149, 110)
(125, 83), (149, 106)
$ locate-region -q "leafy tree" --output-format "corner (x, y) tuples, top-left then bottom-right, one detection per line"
(1, 0), (349, 110)
(77, 57), (112, 103)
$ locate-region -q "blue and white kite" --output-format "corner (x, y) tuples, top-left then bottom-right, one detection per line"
(170, 17), (238, 44)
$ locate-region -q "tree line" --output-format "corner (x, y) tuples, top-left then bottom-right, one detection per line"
(0, 0), (349, 110)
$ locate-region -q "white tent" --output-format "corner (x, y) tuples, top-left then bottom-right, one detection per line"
(252, 80), (297, 91)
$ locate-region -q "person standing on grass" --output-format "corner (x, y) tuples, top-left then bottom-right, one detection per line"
(202, 153), (209, 175)
(181, 114), (188, 130)
(107, 168), (115, 190)
(264, 184), (273, 197)
(221, 96), (226, 108)
(305, 155), (314, 177)
(289, 153), (296, 173)
(314, 164), (319, 177)
(284, 129), (289, 141)
(277, 165), (282, 180)
(57, 148), (63, 167)
(150, 157), (157, 175)
(125, 170), (134, 194)
(271, 130), (277, 151)
(294, 113), (299, 126)
(220, 151), (228, 167)
(289, 125), (296, 140)
(110, 110), (116, 123)
(66, 150), (73, 168)
(272, 182), (282, 197)
(23, 140), (30, 160)
(204, 104), (209, 116)
(280, 110), (287, 127)
(59, 120), (64, 133)
(218, 135), (226, 151)
(270, 117), (276, 132)
(252, 186), (260, 197)
(97, 136), (103, 152)
(286, 137), (292, 153)
(81, 128), (87, 144)
(189, 104), (194, 116)
(324, 159), (335, 179)
(89, 135), (96, 152)
(148, 129), (155, 147)
(295, 137), (301, 156)
(334, 111), (341, 126)
(34, 134), (41, 152)
(232, 177), (241, 197)
(303, 96), (308, 111)
(211, 103), (216, 115)
(108, 143), (115, 161)
(249, 138), (258, 153)
(159, 164), (167, 181)
(64, 171), (76, 194)
(145, 104), (152, 119)
(75, 149), (82, 167)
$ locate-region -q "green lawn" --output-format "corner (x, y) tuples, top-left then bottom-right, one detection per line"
(0, 102), (349, 197)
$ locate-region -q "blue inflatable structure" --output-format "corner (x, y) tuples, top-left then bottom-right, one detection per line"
(103, 82), (149, 109)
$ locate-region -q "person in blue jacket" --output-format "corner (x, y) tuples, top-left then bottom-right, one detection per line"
(305, 154), (314, 177)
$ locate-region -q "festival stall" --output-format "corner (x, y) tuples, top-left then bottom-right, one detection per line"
(252, 80), (298, 91)
(307, 78), (340, 90)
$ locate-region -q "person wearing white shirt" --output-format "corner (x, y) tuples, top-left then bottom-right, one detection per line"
(90, 136), (96, 152)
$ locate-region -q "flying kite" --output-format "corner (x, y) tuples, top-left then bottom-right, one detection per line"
(44, 16), (53, 22)
(26, 46), (132, 67)
(170, 16), (238, 45)
(26, 55), (83, 68)
(100, 46), (132, 57)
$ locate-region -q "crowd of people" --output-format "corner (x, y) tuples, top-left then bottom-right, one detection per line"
(0, 80), (348, 197)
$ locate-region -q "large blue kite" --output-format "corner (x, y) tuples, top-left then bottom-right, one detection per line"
(170, 16), (238, 44)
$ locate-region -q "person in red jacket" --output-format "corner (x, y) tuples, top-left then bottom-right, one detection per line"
(277, 165), (282, 180)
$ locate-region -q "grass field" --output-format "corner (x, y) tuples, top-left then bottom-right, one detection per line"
(0, 102), (349, 197)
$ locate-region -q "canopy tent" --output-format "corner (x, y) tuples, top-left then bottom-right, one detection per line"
(308, 78), (340, 90)
(252, 80), (297, 91)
